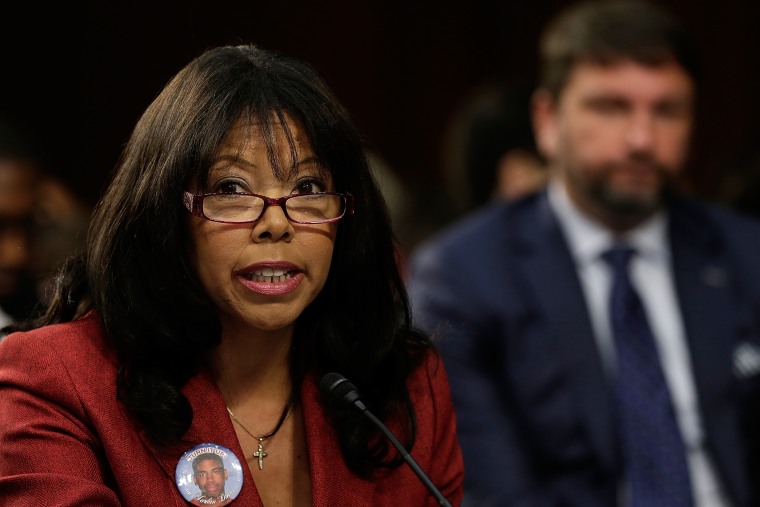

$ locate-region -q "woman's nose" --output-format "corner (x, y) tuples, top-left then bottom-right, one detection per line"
(251, 203), (293, 241)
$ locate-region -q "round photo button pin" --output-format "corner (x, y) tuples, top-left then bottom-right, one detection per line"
(175, 443), (243, 505)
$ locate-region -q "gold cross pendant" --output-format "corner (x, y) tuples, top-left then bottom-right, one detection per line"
(252, 438), (268, 470)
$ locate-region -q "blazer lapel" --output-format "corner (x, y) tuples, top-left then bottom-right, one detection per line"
(302, 373), (376, 506)
(141, 370), (264, 506)
(139, 369), (378, 506)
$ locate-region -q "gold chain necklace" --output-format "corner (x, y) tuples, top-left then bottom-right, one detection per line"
(227, 397), (293, 470)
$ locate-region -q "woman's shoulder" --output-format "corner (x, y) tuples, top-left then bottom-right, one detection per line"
(1, 309), (105, 346)
(0, 311), (115, 382)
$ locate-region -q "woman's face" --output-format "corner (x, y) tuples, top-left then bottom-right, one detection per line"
(188, 116), (338, 335)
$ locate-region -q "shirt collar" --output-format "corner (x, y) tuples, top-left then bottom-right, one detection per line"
(547, 180), (670, 265)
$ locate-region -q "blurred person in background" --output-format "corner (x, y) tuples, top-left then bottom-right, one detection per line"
(31, 172), (91, 302)
(440, 80), (547, 215)
(396, 83), (548, 278)
(0, 122), (40, 327)
(407, 1), (760, 505)
(0, 118), (89, 331)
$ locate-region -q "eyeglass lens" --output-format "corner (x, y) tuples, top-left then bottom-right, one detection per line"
(204, 194), (344, 223)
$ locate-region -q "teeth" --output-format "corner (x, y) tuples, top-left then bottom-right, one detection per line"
(246, 269), (293, 283)
(255, 268), (287, 277)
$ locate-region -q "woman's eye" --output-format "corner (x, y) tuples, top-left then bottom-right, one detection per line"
(216, 180), (247, 194)
(293, 179), (327, 195)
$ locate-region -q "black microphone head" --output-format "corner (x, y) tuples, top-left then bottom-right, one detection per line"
(320, 372), (366, 411)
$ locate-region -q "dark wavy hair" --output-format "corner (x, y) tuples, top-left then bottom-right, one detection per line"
(15, 44), (431, 476)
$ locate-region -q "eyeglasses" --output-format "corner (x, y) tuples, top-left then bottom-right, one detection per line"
(183, 191), (354, 224)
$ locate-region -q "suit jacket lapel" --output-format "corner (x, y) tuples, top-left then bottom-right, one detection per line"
(512, 193), (617, 471)
(669, 200), (749, 504)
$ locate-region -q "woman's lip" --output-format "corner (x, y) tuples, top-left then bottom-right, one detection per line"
(237, 271), (304, 296)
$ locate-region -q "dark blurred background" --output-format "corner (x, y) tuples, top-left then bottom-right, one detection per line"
(2, 0), (759, 219)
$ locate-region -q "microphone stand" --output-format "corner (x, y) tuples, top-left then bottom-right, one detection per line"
(361, 406), (454, 507)
(321, 373), (454, 507)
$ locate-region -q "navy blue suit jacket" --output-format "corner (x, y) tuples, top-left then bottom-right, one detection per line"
(407, 191), (760, 507)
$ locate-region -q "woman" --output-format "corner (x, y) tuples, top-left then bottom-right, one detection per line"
(0, 44), (464, 506)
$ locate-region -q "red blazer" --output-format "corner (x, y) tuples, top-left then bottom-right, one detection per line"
(0, 312), (464, 506)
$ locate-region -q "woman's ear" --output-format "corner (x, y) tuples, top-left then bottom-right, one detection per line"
(531, 88), (559, 161)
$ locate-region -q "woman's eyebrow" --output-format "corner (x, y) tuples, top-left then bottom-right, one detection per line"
(296, 155), (323, 167)
(211, 155), (258, 170)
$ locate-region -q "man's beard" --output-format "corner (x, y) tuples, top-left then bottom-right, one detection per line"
(591, 173), (664, 216)
(574, 156), (674, 228)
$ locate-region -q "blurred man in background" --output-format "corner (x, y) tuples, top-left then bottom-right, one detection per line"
(408, 1), (760, 505)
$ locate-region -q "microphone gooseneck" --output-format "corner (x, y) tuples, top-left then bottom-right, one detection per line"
(319, 372), (454, 507)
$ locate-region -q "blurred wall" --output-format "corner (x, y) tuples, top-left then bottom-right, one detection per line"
(1, 0), (757, 210)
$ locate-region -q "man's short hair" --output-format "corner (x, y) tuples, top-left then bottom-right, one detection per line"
(538, 0), (701, 97)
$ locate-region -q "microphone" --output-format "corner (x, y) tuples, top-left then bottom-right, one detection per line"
(320, 372), (454, 507)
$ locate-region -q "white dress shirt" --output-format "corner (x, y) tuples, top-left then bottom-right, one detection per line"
(547, 181), (730, 507)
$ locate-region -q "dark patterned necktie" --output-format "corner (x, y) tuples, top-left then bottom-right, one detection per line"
(603, 245), (694, 507)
